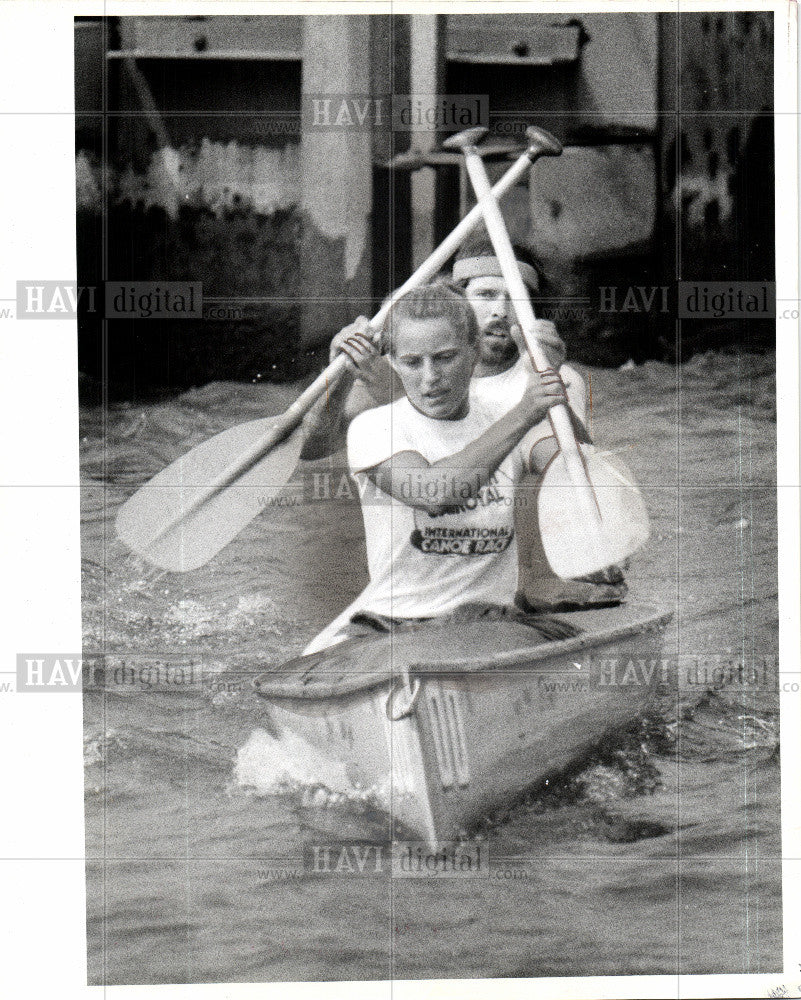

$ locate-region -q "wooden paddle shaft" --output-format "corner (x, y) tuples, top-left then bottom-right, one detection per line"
(459, 143), (604, 534)
(146, 128), (562, 545)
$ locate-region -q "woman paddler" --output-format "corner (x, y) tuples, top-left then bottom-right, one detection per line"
(301, 240), (626, 615)
(304, 280), (570, 655)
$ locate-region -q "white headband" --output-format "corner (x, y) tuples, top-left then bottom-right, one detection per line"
(453, 254), (540, 293)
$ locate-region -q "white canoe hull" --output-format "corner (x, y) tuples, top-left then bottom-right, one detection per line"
(255, 603), (672, 846)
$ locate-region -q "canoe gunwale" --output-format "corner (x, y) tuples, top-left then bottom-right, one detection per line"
(254, 605), (674, 703)
(407, 608), (673, 674)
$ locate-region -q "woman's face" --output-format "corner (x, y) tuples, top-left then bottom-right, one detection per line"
(391, 315), (477, 420)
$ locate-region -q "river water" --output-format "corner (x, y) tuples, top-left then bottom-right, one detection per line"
(82, 351), (781, 984)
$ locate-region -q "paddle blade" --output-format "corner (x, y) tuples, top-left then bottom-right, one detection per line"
(538, 446), (650, 579)
(116, 419), (304, 572)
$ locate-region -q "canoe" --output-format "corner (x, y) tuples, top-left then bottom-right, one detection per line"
(254, 602), (673, 847)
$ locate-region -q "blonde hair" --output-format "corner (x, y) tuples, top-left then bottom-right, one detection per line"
(382, 280), (479, 355)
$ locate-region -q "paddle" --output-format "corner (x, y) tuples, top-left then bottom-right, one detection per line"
(116, 126), (563, 572)
(115, 416), (306, 574)
(445, 126), (650, 579)
(537, 446), (650, 579)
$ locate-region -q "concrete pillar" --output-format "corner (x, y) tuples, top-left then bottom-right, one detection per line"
(299, 15), (374, 346)
(409, 16), (446, 269)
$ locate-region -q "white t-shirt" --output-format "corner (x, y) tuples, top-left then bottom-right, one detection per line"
(473, 356), (587, 425)
(302, 361), (588, 655)
(303, 388), (548, 654)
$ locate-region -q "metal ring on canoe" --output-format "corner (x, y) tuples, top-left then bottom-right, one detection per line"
(384, 677), (421, 721)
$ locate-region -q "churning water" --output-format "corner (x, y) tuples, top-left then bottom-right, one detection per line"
(82, 353), (781, 983)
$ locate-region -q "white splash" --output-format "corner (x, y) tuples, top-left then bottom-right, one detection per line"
(234, 728), (348, 793)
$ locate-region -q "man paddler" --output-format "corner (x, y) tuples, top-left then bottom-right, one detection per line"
(305, 281), (573, 655)
(451, 237), (626, 610)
